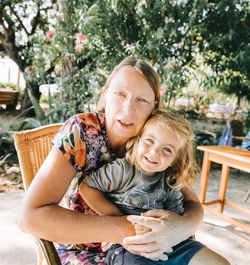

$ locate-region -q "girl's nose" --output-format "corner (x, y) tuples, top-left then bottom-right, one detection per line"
(149, 148), (159, 159)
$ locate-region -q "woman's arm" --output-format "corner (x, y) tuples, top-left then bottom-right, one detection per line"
(180, 185), (204, 234)
(123, 186), (204, 259)
(79, 182), (123, 216)
(19, 146), (135, 244)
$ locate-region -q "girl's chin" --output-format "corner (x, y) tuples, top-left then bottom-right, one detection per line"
(141, 169), (155, 177)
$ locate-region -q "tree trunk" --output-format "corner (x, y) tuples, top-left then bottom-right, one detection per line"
(237, 95), (241, 108)
(20, 80), (41, 114)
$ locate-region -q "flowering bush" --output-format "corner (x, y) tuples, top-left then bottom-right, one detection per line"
(29, 0), (202, 117)
(46, 32), (54, 39)
(34, 0), (250, 117)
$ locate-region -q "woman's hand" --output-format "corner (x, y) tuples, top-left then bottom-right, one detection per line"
(124, 219), (170, 261)
(122, 187), (203, 260)
(123, 209), (190, 259)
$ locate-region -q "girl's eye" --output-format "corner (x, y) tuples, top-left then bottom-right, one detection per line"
(145, 138), (154, 144)
(163, 147), (172, 154)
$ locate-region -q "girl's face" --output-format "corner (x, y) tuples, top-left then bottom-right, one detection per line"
(135, 120), (184, 176)
(105, 67), (155, 147)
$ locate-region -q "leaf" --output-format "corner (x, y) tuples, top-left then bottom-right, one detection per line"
(155, 27), (164, 40)
(0, 153), (16, 165)
(18, 118), (41, 130)
(28, 89), (47, 124)
(87, 4), (100, 17)
(46, 107), (64, 123)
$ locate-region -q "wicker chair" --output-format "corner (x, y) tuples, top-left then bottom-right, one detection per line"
(14, 123), (63, 265)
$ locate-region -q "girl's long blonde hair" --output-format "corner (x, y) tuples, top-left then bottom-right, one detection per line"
(126, 109), (199, 189)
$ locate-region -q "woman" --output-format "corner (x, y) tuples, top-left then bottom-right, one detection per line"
(19, 57), (229, 264)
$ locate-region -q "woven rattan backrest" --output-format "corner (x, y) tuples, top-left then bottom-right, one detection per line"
(14, 123), (62, 190)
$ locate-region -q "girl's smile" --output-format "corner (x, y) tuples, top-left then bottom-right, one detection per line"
(135, 119), (184, 176)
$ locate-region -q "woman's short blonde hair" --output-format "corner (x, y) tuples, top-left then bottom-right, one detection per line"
(97, 56), (161, 112)
(126, 109), (199, 189)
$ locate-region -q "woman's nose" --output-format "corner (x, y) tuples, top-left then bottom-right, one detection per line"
(123, 97), (136, 112)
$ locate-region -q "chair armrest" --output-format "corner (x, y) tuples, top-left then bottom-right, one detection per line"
(37, 239), (62, 265)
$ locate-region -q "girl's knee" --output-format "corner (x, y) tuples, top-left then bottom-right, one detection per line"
(189, 247), (230, 265)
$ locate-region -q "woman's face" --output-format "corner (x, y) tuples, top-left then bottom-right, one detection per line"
(105, 67), (155, 146)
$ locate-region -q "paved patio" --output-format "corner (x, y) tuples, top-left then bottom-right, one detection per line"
(0, 167), (249, 265)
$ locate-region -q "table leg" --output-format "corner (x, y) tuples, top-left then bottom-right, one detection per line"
(199, 152), (211, 204)
(217, 164), (230, 213)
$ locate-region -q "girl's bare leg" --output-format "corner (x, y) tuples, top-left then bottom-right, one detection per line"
(189, 247), (230, 265)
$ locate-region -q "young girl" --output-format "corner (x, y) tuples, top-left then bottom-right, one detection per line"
(79, 110), (204, 265)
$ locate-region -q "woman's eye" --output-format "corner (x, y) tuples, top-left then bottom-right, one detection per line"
(137, 97), (148, 103)
(115, 91), (124, 97)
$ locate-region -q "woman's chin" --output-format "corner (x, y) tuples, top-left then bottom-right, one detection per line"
(115, 123), (137, 138)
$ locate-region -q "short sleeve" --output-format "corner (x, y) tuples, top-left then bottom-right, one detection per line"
(52, 113), (103, 172)
(83, 158), (125, 192)
(164, 188), (184, 215)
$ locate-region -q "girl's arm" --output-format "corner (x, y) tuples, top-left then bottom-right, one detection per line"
(79, 182), (123, 216)
(19, 147), (135, 244)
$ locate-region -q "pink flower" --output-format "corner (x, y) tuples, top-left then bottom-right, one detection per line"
(46, 32), (53, 39)
(163, 65), (168, 71)
(75, 33), (85, 41)
(75, 44), (84, 51)
(160, 86), (167, 96)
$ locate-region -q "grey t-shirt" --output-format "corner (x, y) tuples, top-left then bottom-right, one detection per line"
(83, 158), (184, 215)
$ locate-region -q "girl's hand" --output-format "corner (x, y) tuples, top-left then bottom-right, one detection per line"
(123, 209), (190, 259)
(133, 223), (151, 235)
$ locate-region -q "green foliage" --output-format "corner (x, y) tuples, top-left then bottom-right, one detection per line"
(195, 0), (250, 104)
(7, 0), (248, 114)
(24, 88), (64, 128)
(0, 82), (16, 90)
(194, 131), (217, 163)
(0, 128), (17, 164)
(0, 0), (58, 109)
(6, 89), (64, 131)
(30, 0), (212, 116)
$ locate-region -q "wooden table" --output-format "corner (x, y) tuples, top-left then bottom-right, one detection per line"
(197, 145), (250, 234)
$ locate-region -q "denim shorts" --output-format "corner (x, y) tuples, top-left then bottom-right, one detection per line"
(106, 238), (205, 265)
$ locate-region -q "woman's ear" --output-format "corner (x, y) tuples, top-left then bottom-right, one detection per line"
(97, 89), (107, 112)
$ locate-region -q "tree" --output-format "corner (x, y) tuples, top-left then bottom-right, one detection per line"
(5, 0), (248, 115)
(0, 0), (56, 111)
(46, 0), (209, 116)
(195, 0), (250, 105)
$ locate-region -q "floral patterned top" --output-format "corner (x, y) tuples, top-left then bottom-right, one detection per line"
(52, 112), (116, 264)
